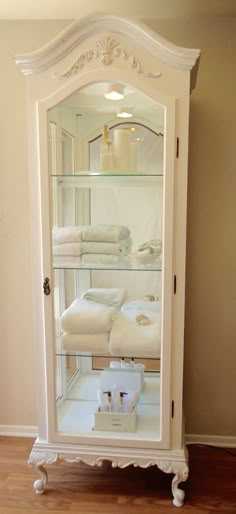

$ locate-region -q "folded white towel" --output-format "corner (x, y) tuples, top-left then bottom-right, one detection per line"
(82, 224), (130, 243)
(82, 254), (121, 265)
(61, 299), (117, 334)
(81, 288), (126, 308)
(52, 226), (83, 244)
(53, 256), (81, 266)
(109, 310), (161, 358)
(61, 332), (109, 353)
(53, 242), (82, 256)
(82, 238), (131, 256)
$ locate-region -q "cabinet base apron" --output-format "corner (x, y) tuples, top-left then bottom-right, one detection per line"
(28, 439), (189, 507)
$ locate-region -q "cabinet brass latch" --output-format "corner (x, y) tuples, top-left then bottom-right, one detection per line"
(43, 277), (51, 296)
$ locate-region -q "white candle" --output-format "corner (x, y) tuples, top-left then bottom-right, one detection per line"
(113, 129), (130, 170)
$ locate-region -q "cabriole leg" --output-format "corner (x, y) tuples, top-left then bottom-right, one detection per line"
(28, 450), (57, 495)
(33, 463), (48, 495)
(171, 466), (189, 507)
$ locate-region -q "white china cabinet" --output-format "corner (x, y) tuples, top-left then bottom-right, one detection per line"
(16, 14), (200, 506)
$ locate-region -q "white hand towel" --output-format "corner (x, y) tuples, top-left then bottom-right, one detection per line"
(52, 226), (84, 244)
(82, 254), (121, 265)
(53, 256), (81, 266)
(53, 242), (82, 256)
(61, 332), (109, 353)
(82, 238), (131, 256)
(81, 287), (126, 308)
(82, 224), (130, 243)
(61, 299), (116, 334)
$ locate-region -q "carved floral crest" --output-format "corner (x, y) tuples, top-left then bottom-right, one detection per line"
(54, 36), (161, 79)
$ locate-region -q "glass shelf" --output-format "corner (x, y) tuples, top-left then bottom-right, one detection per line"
(53, 258), (162, 271)
(51, 172), (163, 188)
(51, 171), (163, 177)
(56, 350), (161, 360)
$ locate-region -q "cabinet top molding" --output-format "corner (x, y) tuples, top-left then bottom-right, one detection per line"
(15, 13), (200, 85)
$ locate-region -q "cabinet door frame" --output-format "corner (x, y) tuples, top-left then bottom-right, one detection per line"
(35, 67), (176, 449)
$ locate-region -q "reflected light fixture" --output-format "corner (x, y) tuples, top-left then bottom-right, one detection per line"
(116, 109), (133, 118)
(104, 84), (124, 101)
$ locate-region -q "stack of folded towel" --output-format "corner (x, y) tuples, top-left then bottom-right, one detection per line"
(53, 224), (132, 264)
(109, 300), (161, 358)
(52, 226), (83, 264)
(60, 288), (126, 353)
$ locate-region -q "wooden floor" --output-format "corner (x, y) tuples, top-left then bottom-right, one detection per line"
(0, 437), (235, 513)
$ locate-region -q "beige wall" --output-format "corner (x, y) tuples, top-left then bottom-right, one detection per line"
(0, 16), (235, 436)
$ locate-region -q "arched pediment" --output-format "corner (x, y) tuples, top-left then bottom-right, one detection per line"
(15, 13), (200, 89)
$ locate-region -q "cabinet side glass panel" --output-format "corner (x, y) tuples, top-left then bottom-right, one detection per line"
(48, 82), (165, 444)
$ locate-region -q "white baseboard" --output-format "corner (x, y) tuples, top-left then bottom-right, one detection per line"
(186, 433), (236, 448)
(0, 425), (38, 438)
(0, 426), (235, 447)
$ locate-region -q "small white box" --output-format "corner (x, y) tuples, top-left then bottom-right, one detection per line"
(94, 407), (137, 432)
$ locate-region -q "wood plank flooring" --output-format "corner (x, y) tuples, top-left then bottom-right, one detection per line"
(0, 437), (235, 513)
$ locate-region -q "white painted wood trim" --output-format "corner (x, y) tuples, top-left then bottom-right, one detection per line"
(186, 433), (236, 448)
(15, 13), (200, 78)
(0, 425), (38, 437)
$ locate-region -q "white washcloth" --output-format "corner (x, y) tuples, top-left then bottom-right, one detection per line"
(109, 310), (161, 358)
(136, 239), (162, 256)
(61, 332), (109, 353)
(61, 299), (117, 334)
(82, 224), (130, 243)
(53, 242), (82, 256)
(82, 238), (131, 256)
(52, 226), (83, 244)
(82, 254), (121, 265)
(81, 288), (126, 308)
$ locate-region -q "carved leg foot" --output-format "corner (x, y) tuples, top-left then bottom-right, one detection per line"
(157, 458), (189, 507)
(171, 466), (189, 507)
(28, 449), (58, 495)
(34, 464), (48, 495)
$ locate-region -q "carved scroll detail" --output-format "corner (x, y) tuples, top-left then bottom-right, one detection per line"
(54, 37), (161, 79)
(29, 449), (188, 506)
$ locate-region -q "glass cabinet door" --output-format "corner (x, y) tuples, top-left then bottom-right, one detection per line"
(47, 81), (172, 447)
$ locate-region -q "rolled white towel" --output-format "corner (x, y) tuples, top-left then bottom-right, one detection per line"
(81, 287), (126, 308)
(82, 224), (130, 243)
(60, 299), (117, 334)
